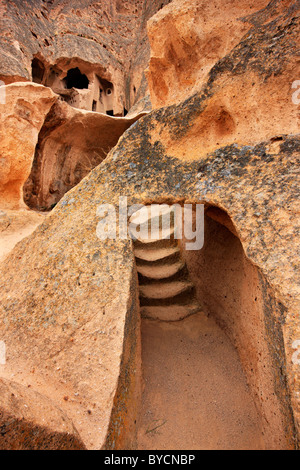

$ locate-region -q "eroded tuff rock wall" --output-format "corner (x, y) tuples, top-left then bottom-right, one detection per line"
(0, 0), (299, 451)
(0, 0), (171, 112)
(0, 83), (56, 209)
(22, 97), (146, 211)
(147, 0), (298, 108)
(0, 83), (145, 210)
(0, 0), (172, 210)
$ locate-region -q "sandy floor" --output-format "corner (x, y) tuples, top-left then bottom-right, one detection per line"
(137, 312), (265, 450)
(0, 209), (46, 262)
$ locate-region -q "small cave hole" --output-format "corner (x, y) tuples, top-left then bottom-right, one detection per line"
(32, 58), (45, 84)
(270, 136), (283, 143)
(65, 68), (89, 90)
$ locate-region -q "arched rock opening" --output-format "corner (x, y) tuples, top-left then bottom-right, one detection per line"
(128, 203), (296, 450)
(30, 58), (125, 115)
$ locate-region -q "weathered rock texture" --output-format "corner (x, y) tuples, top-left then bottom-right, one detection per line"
(22, 97), (146, 211)
(0, 209), (45, 262)
(0, 83), (56, 209)
(0, 378), (85, 450)
(0, 0), (172, 210)
(0, 0), (171, 113)
(147, 0), (300, 158)
(0, 82), (145, 210)
(147, 0), (298, 108)
(0, 0), (299, 451)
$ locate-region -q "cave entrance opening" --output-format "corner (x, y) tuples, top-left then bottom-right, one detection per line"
(65, 68), (89, 90)
(32, 58), (45, 84)
(128, 203), (294, 450)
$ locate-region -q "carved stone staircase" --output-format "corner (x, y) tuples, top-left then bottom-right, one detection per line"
(129, 205), (202, 322)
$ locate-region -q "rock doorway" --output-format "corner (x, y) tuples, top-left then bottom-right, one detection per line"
(129, 204), (295, 450)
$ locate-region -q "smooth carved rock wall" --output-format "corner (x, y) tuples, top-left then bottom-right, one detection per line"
(181, 212), (296, 449)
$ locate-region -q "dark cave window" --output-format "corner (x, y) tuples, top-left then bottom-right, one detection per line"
(97, 76), (114, 96)
(32, 58), (45, 84)
(123, 108), (128, 116)
(92, 100), (97, 111)
(65, 68), (89, 89)
(106, 110), (114, 116)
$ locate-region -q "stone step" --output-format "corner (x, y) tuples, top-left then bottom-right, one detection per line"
(130, 225), (175, 244)
(136, 260), (185, 280)
(140, 302), (201, 322)
(139, 280), (194, 300)
(134, 245), (180, 262)
(129, 204), (175, 228)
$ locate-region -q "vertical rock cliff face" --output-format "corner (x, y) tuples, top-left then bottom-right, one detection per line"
(0, 0), (171, 112)
(0, 0), (172, 210)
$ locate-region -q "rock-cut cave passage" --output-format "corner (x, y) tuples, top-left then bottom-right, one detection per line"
(137, 314), (263, 450)
(130, 205), (293, 450)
